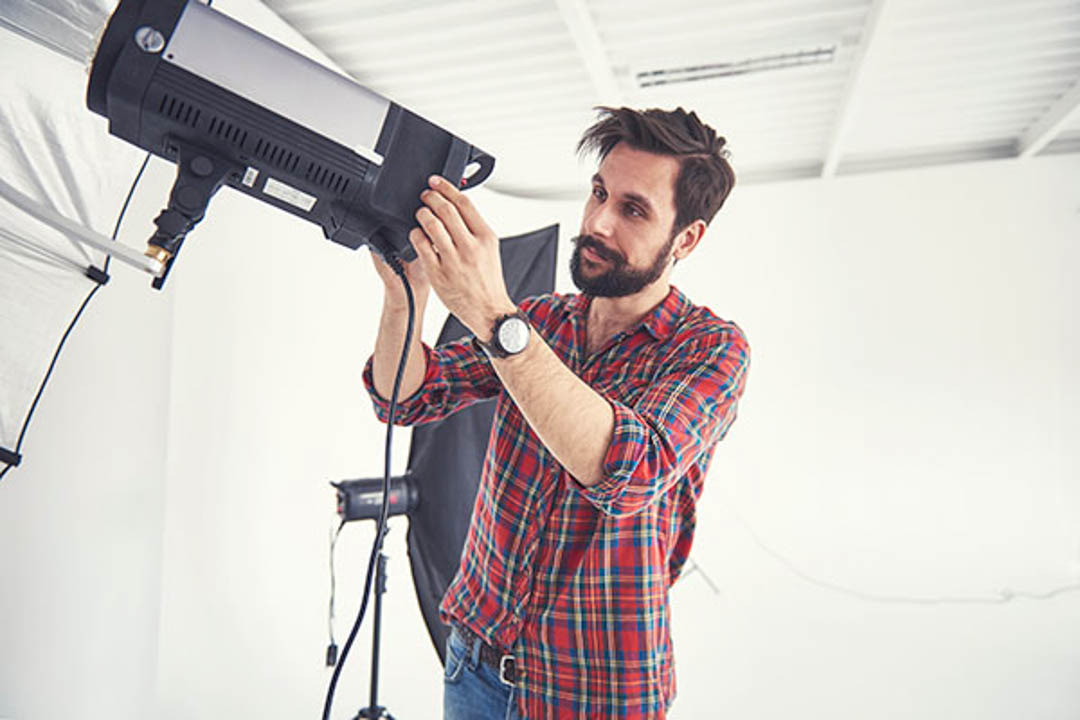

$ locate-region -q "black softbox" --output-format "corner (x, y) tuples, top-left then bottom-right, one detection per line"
(405, 224), (558, 663)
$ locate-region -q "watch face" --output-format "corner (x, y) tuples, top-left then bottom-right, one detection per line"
(498, 317), (530, 353)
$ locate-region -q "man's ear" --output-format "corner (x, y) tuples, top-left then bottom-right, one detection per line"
(674, 219), (707, 261)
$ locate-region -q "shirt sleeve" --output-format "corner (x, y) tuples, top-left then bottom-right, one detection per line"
(361, 336), (501, 426)
(576, 329), (750, 517)
(361, 295), (554, 427)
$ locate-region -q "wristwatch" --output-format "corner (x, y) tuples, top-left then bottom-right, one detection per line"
(474, 310), (531, 359)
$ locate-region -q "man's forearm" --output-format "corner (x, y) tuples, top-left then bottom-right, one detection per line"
(372, 299), (428, 401)
(401, 174), (613, 483)
(491, 333), (614, 487)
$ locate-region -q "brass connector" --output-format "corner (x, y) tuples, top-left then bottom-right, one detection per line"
(144, 245), (172, 264)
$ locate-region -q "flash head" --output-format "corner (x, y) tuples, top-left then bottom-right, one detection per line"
(87, 0), (494, 287)
(333, 475), (418, 523)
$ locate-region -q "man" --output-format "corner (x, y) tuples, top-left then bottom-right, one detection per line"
(364, 107), (749, 719)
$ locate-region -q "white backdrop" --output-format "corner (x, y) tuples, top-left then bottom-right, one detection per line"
(1, 2), (1079, 717)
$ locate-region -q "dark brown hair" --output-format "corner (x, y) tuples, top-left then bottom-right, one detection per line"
(577, 107), (735, 232)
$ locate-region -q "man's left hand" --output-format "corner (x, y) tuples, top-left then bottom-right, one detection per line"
(411, 175), (517, 342)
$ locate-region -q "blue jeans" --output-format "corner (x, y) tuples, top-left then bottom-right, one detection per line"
(443, 626), (523, 720)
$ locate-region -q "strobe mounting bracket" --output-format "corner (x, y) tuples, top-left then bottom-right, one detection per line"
(149, 138), (243, 289)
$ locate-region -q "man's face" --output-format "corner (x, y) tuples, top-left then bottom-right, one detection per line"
(570, 143), (681, 298)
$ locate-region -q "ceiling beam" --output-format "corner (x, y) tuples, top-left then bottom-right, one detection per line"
(1016, 78), (1080, 158)
(554, 0), (623, 105)
(821, 0), (891, 178)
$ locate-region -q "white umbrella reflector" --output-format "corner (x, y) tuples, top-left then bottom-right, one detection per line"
(0, 26), (146, 475)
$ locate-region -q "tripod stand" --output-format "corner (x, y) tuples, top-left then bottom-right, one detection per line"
(351, 524), (396, 720)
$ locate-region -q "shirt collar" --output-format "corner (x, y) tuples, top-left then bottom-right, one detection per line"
(567, 285), (690, 342)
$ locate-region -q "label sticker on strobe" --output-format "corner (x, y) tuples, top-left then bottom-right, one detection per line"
(242, 167), (259, 187)
(263, 177), (316, 212)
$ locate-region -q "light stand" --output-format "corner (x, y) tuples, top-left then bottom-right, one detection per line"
(333, 475), (418, 720)
(353, 525), (394, 720)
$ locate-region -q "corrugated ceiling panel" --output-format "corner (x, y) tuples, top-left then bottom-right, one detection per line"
(842, 0), (1080, 165)
(259, 0), (1080, 191)
(592, 0), (873, 177)
(262, 0), (598, 192)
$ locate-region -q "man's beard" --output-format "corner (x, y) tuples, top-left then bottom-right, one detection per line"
(570, 233), (675, 298)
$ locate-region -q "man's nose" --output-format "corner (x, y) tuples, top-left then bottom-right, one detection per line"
(584, 202), (616, 238)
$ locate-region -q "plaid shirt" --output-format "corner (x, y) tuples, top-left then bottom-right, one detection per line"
(363, 286), (749, 718)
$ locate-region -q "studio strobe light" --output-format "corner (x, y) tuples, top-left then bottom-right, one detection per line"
(87, 0), (494, 287)
(334, 475), (418, 523)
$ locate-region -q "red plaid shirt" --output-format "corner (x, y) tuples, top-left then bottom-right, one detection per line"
(363, 286), (749, 718)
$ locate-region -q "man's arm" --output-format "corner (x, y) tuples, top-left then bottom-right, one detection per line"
(408, 176), (613, 483)
(369, 252), (430, 401)
(371, 298), (429, 402)
(363, 252), (502, 426)
(490, 328), (614, 487)
(489, 324), (748, 515)
(576, 333), (749, 516)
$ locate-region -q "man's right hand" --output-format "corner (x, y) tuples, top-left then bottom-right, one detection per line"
(370, 249), (430, 310)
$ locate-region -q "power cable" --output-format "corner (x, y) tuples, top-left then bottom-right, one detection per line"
(321, 253), (414, 720)
(721, 488), (1080, 606)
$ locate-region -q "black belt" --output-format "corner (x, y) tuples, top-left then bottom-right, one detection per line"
(452, 623), (519, 686)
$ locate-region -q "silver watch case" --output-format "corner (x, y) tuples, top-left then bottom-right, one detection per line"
(477, 310), (530, 358)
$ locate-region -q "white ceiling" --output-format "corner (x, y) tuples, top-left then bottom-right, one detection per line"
(3, 0), (1078, 197)
(261, 0), (1080, 197)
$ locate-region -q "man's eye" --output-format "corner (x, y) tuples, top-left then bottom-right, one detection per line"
(592, 186), (606, 201)
(625, 203), (643, 217)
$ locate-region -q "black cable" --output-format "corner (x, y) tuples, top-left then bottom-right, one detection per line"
(322, 253), (414, 720)
(0, 151), (151, 483)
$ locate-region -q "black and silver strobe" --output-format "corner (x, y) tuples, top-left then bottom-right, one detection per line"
(87, 0), (494, 288)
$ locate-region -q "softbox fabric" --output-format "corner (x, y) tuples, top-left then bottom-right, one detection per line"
(405, 224), (558, 663)
(0, 24), (144, 472)
(0, 0), (111, 65)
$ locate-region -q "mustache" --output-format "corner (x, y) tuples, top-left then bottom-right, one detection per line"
(572, 235), (622, 263)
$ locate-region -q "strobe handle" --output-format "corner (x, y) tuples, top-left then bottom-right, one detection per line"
(460, 147), (495, 190)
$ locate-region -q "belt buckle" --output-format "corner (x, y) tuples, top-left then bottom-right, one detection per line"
(499, 654), (516, 686)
